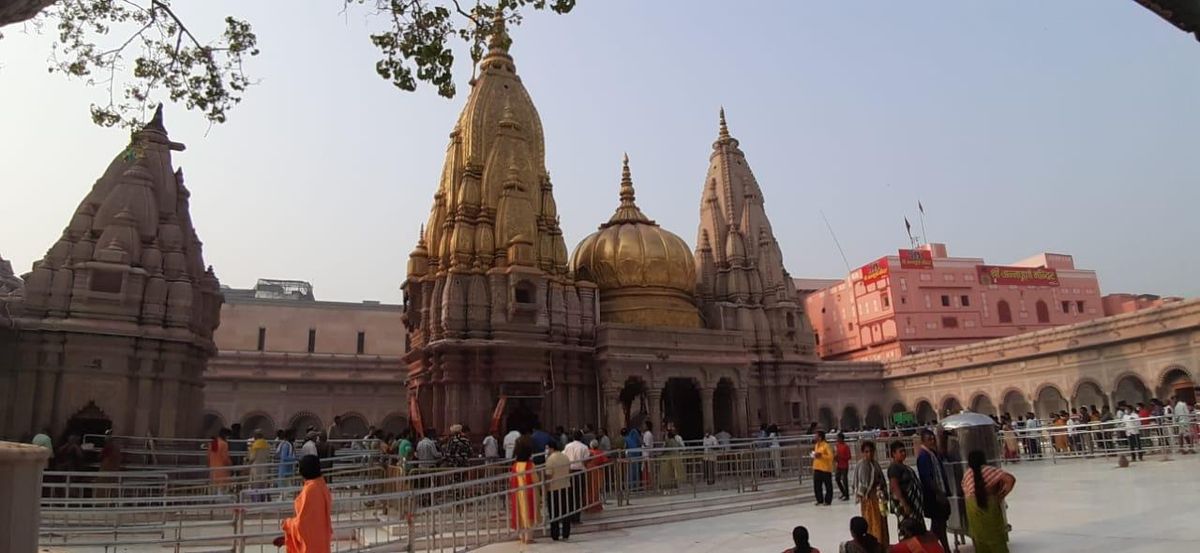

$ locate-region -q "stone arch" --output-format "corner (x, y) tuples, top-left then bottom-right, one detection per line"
(1113, 373), (1151, 407)
(338, 411), (371, 438)
(662, 377), (703, 440)
(64, 400), (113, 440)
(1000, 388), (1032, 417)
(969, 392), (997, 416)
(240, 411), (277, 436)
(914, 399), (937, 424)
(1034, 384), (1068, 418)
(818, 406), (836, 430)
(890, 401), (908, 414)
(713, 377), (737, 435)
(1071, 379), (1107, 410)
(841, 405), (861, 430)
(288, 411), (323, 434)
(1157, 365), (1195, 401)
(865, 404), (886, 429)
(200, 411), (226, 437)
(380, 412), (409, 436)
(940, 395), (964, 417)
(620, 376), (650, 429)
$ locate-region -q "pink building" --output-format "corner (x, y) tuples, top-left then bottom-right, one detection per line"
(1101, 293), (1184, 316)
(803, 243), (1104, 361)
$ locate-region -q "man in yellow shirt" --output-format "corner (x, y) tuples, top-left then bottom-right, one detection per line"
(811, 430), (833, 506)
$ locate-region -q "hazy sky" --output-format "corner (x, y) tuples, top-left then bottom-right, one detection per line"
(2, 1), (1198, 303)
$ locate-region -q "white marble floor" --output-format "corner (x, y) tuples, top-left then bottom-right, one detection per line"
(479, 455), (1200, 553)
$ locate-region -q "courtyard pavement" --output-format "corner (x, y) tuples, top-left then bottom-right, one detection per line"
(479, 454), (1200, 553)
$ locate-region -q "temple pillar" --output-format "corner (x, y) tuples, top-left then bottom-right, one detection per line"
(0, 443), (50, 553)
(603, 386), (622, 437)
(734, 388), (749, 437)
(701, 386), (715, 434)
(647, 388), (663, 436)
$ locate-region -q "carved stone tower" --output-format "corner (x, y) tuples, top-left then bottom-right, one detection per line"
(402, 19), (596, 434)
(695, 109), (818, 428)
(0, 107), (223, 439)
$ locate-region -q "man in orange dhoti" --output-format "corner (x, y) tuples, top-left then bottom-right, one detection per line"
(207, 429), (232, 493)
(274, 455), (332, 553)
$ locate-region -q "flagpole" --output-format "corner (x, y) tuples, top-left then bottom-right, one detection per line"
(918, 200), (929, 246)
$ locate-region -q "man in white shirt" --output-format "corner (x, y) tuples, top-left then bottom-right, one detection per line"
(1122, 408), (1143, 461)
(563, 431), (590, 472)
(300, 431), (320, 458)
(482, 431), (500, 460)
(561, 430), (591, 517)
(503, 428), (521, 459)
(415, 429), (442, 466)
(642, 421), (655, 456)
(1173, 397), (1194, 454)
(702, 430), (719, 484)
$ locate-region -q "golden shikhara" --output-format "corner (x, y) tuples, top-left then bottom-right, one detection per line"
(571, 155), (701, 328)
(408, 18), (567, 277)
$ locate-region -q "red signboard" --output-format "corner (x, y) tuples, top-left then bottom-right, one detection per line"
(897, 248), (934, 270)
(859, 257), (890, 285)
(977, 265), (1060, 287)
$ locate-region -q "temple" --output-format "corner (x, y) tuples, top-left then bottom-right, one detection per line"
(401, 20), (818, 438)
(0, 107), (223, 439)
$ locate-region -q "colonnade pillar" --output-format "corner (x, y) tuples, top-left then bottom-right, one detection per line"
(700, 386), (714, 434)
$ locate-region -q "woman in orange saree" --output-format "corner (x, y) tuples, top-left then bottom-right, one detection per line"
(508, 438), (540, 544)
(584, 441), (610, 514)
(207, 429), (232, 493)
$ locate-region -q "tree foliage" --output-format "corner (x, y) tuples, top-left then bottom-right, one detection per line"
(9, 0), (577, 128)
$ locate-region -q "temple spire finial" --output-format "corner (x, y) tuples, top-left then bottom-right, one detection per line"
(718, 106), (730, 141)
(604, 153), (653, 226)
(487, 11), (511, 54)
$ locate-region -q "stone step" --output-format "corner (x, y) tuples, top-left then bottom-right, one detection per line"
(572, 488), (813, 535)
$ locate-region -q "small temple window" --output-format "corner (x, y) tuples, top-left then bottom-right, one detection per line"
(514, 281), (535, 304)
(257, 327), (266, 351)
(356, 331), (366, 354)
(307, 329), (317, 353)
(786, 312), (796, 328)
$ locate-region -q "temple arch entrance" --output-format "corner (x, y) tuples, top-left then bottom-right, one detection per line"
(865, 405), (885, 429)
(1072, 381), (1106, 410)
(288, 412), (323, 435)
(380, 412), (409, 435)
(504, 398), (541, 433)
(338, 413), (370, 438)
(64, 401), (112, 441)
(662, 377), (702, 440)
(941, 396), (964, 417)
(1001, 390), (1032, 417)
(840, 405), (861, 431)
(818, 406), (835, 430)
(1035, 385), (1068, 418)
(970, 394), (996, 416)
(201, 412), (226, 437)
(619, 377), (649, 429)
(1159, 366), (1196, 404)
(1113, 374), (1150, 407)
(241, 412), (277, 436)
(713, 378), (736, 434)
(915, 400), (936, 424)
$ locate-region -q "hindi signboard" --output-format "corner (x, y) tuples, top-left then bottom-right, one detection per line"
(859, 257), (890, 285)
(977, 265), (1060, 287)
(897, 248), (934, 270)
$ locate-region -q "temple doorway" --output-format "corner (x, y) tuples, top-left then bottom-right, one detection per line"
(619, 377), (649, 430)
(662, 377), (702, 440)
(713, 378), (736, 434)
(504, 398), (542, 433)
(64, 401), (112, 444)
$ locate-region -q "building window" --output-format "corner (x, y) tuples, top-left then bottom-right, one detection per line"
(997, 300), (1013, 323)
(1061, 300), (1071, 314)
(356, 331), (366, 354)
(920, 273), (932, 282)
(960, 295), (970, 307)
(900, 296), (907, 305)
(926, 321), (938, 329)
(942, 316), (958, 328)
(307, 329), (316, 353)
(941, 295), (951, 307)
(1035, 300), (1050, 323)
(791, 402), (802, 421)
(924, 294), (932, 308)
(882, 295), (890, 308)
(814, 332), (820, 345)
(944, 273), (954, 282)
(257, 327), (266, 351)
(964, 319), (976, 328)
(847, 322), (854, 331)
(1076, 300), (1085, 313)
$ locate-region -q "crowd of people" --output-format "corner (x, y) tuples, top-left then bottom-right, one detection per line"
(995, 396), (1197, 461)
(792, 434), (1018, 553)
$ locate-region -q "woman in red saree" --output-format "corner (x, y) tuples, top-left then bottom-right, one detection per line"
(585, 440), (610, 514)
(508, 438), (540, 544)
(207, 429), (232, 493)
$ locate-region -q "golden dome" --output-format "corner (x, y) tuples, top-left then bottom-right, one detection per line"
(571, 155), (701, 328)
